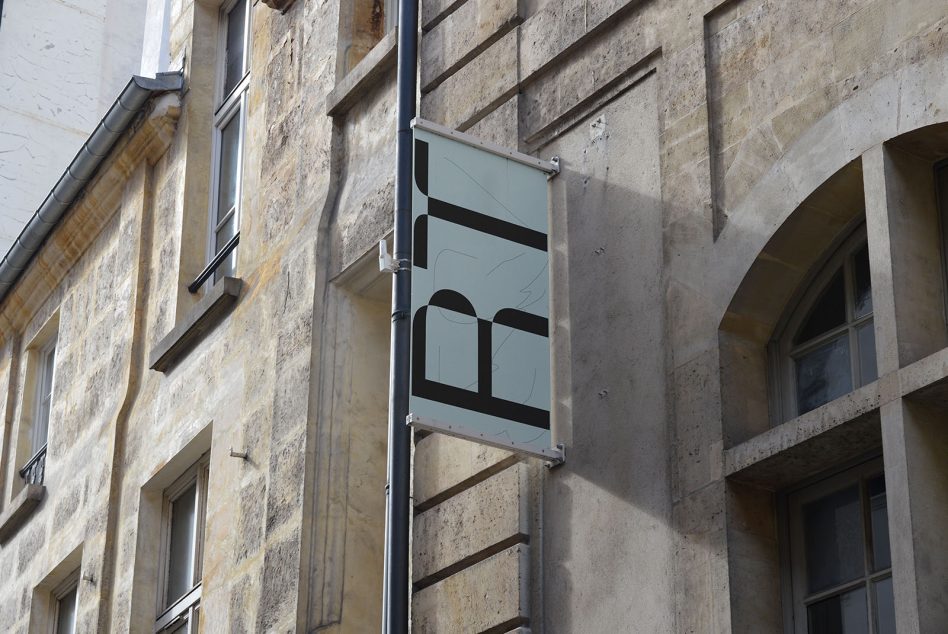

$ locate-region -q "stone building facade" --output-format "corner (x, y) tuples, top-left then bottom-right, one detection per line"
(0, 0), (946, 632)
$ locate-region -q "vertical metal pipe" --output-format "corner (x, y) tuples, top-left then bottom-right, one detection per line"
(384, 0), (417, 632)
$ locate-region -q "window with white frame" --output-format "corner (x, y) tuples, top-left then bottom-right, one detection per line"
(51, 571), (79, 634)
(20, 334), (57, 485)
(786, 459), (894, 634)
(155, 455), (209, 633)
(209, 0), (251, 284)
(776, 227), (877, 418)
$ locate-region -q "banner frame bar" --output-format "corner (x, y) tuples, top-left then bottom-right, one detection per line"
(411, 118), (560, 175)
(407, 414), (565, 465)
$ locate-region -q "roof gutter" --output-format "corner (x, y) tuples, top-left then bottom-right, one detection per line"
(0, 70), (184, 306)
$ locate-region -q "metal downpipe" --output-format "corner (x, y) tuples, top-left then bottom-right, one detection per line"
(384, 0), (418, 631)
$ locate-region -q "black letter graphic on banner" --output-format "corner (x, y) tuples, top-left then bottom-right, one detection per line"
(415, 140), (429, 195)
(412, 290), (550, 430)
(413, 215), (428, 269)
(427, 198), (547, 252)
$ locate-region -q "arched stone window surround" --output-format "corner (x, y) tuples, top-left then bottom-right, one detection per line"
(718, 157), (869, 444)
(717, 105), (948, 634)
(710, 50), (948, 337)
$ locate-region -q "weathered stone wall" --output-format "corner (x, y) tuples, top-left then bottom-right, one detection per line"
(412, 0), (948, 632)
(1, 0), (947, 632)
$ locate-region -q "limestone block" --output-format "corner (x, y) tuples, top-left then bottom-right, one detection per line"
(413, 432), (517, 509)
(412, 543), (529, 633)
(413, 462), (527, 583)
(520, 12), (658, 143)
(257, 528), (301, 631)
(422, 0), (463, 31)
(518, 0), (586, 79)
(673, 351), (725, 497)
(420, 28), (518, 130)
(266, 30), (299, 123)
(465, 94), (518, 147)
(421, 0), (521, 92)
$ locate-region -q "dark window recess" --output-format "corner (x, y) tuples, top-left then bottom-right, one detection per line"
(795, 271), (847, 345)
(936, 161), (948, 323)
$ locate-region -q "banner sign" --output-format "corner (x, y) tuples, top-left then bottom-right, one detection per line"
(407, 119), (562, 462)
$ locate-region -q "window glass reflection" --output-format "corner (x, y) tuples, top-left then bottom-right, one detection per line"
(786, 235), (876, 417)
(804, 485), (863, 593)
(853, 244), (872, 318)
(55, 585), (77, 634)
(868, 475), (890, 571)
(795, 271), (847, 345)
(873, 577), (896, 634)
(796, 336), (852, 415)
(223, 0), (247, 96)
(807, 586), (869, 634)
(216, 114), (240, 223)
(857, 322), (877, 385)
(166, 483), (197, 606)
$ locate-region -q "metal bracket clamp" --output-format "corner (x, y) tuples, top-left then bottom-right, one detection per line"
(548, 156), (561, 180)
(379, 240), (410, 273)
(544, 443), (566, 469)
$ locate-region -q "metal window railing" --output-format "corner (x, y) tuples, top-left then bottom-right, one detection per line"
(187, 232), (239, 293)
(19, 444), (47, 485)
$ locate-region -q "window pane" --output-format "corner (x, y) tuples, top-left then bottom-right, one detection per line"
(216, 113), (240, 224)
(804, 484), (864, 593)
(35, 395), (51, 453)
(795, 336), (853, 414)
(867, 475), (891, 571)
(214, 215), (237, 281)
(853, 244), (872, 318)
(873, 577), (896, 634)
(215, 214), (236, 250)
(34, 345), (56, 452)
(223, 0), (247, 96)
(856, 321), (877, 385)
(795, 270), (847, 345)
(807, 586), (869, 634)
(166, 483), (198, 606)
(56, 585), (77, 634)
(42, 344), (56, 396)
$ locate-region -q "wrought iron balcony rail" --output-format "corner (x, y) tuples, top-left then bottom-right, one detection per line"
(19, 444), (47, 485)
(188, 233), (239, 293)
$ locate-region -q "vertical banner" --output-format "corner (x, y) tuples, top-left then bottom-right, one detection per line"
(408, 120), (562, 461)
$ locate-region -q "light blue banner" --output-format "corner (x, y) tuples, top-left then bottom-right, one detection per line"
(409, 123), (555, 458)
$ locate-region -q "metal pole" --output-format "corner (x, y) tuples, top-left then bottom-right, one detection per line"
(384, 0), (417, 631)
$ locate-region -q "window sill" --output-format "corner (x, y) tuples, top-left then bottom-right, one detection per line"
(0, 484), (45, 544)
(149, 277), (242, 373)
(326, 28), (398, 117)
(724, 380), (883, 489)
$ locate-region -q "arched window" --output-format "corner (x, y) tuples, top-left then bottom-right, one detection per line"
(777, 227), (877, 418)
